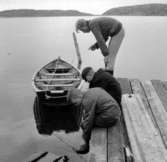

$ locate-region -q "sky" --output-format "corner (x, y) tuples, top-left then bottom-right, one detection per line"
(0, 0), (167, 14)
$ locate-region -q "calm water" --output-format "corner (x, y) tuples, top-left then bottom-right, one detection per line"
(0, 16), (167, 161)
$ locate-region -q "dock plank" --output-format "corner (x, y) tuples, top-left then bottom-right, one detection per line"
(130, 79), (157, 127)
(163, 81), (167, 88)
(83, 128), (107, 162)
(107, 120), (125, 162)
(122, 94), (167, 162)
(141, 80), (167, 148)
(117, 78), (132, 94)
(130, 79), (150, 107)
(151, 80), (167, 112)
(117, 78), (132, 161)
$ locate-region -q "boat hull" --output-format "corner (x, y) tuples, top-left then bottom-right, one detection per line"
(32, 58), (82, 134)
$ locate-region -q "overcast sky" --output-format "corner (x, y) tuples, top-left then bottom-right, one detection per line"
(0, 0), (167, 14)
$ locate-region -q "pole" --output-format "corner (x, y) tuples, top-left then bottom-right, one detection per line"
(72, 32), (82, 70)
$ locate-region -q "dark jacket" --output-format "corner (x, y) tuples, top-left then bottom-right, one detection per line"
(88, 17), (122, 56)
(89, 69), (122, 106)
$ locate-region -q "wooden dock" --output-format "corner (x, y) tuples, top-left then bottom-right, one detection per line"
(82, 78), (167, 162)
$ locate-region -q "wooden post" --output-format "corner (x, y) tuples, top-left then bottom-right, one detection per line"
(72, 32), (82, 70)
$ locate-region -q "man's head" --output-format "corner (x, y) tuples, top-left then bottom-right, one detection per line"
(75, 19), (90, 33)
(81, 67), (95, 82)
(67, 88), (83, 106)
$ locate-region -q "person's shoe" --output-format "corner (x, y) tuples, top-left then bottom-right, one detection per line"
(76, 142), (90, 154)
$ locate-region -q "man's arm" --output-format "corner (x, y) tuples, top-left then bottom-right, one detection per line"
(81, 93), (97, 141)
(90, 25), (109, 56)
(90, 36), (109, 51)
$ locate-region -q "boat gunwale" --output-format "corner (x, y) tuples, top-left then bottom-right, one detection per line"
(32, 57), (82, 93)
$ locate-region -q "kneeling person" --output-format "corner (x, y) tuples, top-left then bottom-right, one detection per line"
(68, 88), (121, 154)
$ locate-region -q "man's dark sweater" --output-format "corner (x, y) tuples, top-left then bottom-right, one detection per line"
(88, 17), (122, 56)
(89, 69), (122, 106)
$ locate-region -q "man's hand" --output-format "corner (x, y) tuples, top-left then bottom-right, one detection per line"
(88, 45), (97, 51)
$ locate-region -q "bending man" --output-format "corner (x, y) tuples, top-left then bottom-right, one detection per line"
(75, 17), (125, 74)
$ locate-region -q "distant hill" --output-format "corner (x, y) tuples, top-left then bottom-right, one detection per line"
(103, 3), (167, 16)
(1, 4), (167, 17)
(0, 9), (93, 17)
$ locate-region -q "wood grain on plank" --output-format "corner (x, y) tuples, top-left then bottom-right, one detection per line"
(122, 94), (167, 162)
(118, 78), (133, 161)
(83, 128), (107, 162)
(141, 80), (167, 148)
(117, 78), (132, 94)
(130, 79), (157, 127)
(151, 80), (167, 112)
(107, 120), (125, 162)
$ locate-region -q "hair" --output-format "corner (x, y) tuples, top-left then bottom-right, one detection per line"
(81, 67), (93, 81)
(67, 88), (83, 104)
(75, 19), (87, 33)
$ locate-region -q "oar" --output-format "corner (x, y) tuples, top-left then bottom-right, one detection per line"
(72, 32), (82, 70)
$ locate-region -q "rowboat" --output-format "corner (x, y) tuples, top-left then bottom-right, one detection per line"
(32, 57), (82, 134)
(32, 57), (81, 102)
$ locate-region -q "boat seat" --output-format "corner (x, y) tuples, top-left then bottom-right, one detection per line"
(35, 78), (80, 82)
(42, 73), (75, 76)
(41, 84), (74, 87)
(46, 68), (71, 73)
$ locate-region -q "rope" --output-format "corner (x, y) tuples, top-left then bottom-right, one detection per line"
(53, 133), (86, 161)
